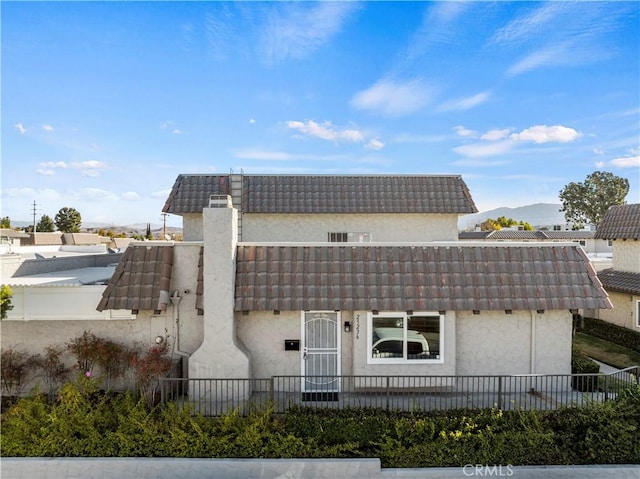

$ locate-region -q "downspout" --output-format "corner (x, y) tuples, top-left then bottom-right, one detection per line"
(530, 310), (536, 374)
(170, 290), (189, 358)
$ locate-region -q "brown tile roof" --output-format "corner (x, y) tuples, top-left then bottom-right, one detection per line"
(97, 244), (174, 312)
(595, 204), (640, 240)
(163, 174), (478, 215)
(541, 231), (595, 240)
(486, 230), (546, 240)
(597, 268), (640, 295)
(163, 175), (230, 215)
(234, 244), (610, 312)
(459, 230), (596, 241)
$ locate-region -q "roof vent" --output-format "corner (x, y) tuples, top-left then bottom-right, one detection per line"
(209, 195), (233, 208)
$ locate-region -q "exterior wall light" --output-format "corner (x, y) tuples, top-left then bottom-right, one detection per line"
(344, 321), (351, 333)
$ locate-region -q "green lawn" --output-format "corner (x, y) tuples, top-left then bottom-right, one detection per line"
(573, 332), (640, 370)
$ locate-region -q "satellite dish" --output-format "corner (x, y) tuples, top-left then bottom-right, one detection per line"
(108, 248), (119, 254)
(35, 253), (45, 260)
(164, 234), (171, 241)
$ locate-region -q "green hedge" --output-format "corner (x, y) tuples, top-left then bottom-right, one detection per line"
(2, 378), (639, 466)
(579, 317), (640, 353)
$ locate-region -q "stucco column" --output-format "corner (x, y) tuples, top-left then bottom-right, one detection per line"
(188, 206), (250, 380)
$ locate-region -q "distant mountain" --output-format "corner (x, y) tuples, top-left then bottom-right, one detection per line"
(458, 203), (566, 231)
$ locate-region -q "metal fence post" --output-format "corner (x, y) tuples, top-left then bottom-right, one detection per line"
(603, 375), (609, 402)
(497, 376), (503, 410)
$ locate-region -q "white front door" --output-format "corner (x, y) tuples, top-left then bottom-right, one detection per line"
(301, 311), (341, 393)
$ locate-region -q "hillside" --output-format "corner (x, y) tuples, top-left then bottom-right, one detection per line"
(458, 203), (565, 231)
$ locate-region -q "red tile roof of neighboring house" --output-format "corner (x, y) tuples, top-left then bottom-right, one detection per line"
(162, 174), (478, 215)
(597, 268), (640, 295)
(234, 244), (610, 312)
(595, 204), (640, 240)
(97, 244), (173, 312)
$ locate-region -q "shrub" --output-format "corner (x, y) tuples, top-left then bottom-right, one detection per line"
(66, 331), (131, 390)
(133, 343), (173, 407)
(571, 349), (600, 392)
(0, 348), (41, 398)
(39, 346), (71, 401)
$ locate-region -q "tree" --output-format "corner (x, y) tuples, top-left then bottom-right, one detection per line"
(559, 171), (629, 227)
(36, 214), (56, 232)
(1, 217), (10, 228)
(55, 207), (82, 233)
(145, 223), (154, 240)
(1, 284), (14, 319)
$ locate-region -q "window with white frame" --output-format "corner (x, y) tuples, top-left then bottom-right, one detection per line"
(368, 311), (443, 363)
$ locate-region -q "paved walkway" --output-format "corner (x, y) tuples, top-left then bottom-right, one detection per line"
(2, 458), (639, 479)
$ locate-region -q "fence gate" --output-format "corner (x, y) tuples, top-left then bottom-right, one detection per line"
(301, 311), (340, 399)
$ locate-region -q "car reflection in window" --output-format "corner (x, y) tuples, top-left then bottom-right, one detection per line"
(372, 327), (431, 360)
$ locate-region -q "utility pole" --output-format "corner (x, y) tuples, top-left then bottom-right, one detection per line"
(31, 200), (37, 233)
(161, 213), (168, 240)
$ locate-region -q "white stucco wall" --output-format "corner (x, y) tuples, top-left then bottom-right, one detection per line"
(237, 311), (354, 379)
(188, 207), (250, 380)
(456, 310), (572, 375)
(241, 213), (460, 242)
(0, 313), (173, 358)
(597, 291), (640, 331)
(5, 286), (134, 321)
(612, 240), (640, 273)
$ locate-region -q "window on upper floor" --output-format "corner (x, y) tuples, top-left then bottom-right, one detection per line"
(368, 311), (443, 363)
(328, 232), (372, 243)
(328, 232), (348, 242)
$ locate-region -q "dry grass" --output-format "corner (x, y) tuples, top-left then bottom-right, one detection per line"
(574, 332), (640, 370)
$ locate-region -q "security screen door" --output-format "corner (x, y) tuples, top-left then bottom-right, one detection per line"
(301, 311), (340, 393)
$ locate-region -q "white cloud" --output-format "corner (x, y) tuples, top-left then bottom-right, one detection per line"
(351, 79), (434, 117)
(438, 91), (490, 112)
(453, 125), (477, 138)
(510, 125), (581, 143)
(172, 129), (183, 135)
(365, 138), (385, 151)
(249, 118), (256, 124)
(160, 121), (174, 130)
(481, 129), (511, 141)
(453, 140), (513, 158)
(507, 42), (572, 77)
(595, 161), (605, 169)
(287, 120), (365, 143)
(593, 147), (605, 155)
(262, 2), (359, 64)
(69, 188), (119, 202)
(121, 192), (142, 201)
(70, 160), (108, 177)
(42, 124), (54, 132)
(610, 155), (640, 168)
(15, 123), (26, 134)
(36, 169), (56, 176)
(3, 187), (61, 200)
(40, 161), (68, 169)
(151, 189), (172, 199)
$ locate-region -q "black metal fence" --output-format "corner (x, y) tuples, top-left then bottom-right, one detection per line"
(160, 366), (639, 416)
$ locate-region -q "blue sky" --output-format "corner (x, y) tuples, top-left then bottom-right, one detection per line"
(2, 1), (639, 227)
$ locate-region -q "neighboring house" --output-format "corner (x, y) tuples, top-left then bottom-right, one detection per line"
(0, 251), (142, 356)
(459, 229), (611, 257)
(593, 204), (640, 331)
(0, 229), (30, 253)
(90, 174), (610, 392)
